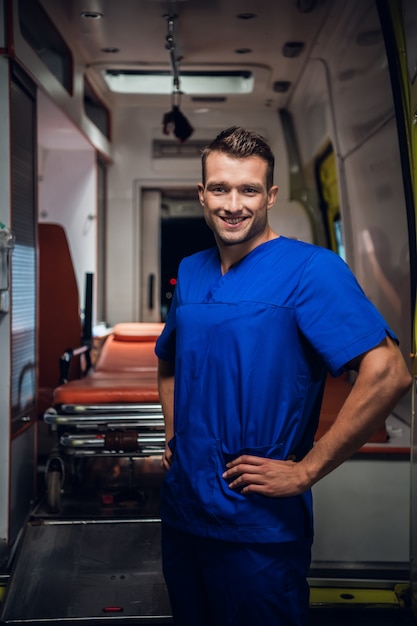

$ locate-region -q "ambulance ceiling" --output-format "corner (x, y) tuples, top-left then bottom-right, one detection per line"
(38, 0), (330, 111)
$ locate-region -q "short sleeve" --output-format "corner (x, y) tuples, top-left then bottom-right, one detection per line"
(295, 249), (397, 376)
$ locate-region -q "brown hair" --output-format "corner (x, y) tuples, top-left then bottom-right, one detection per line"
(201, 126), (275, 189)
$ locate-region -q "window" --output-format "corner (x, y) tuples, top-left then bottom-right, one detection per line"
(19, 0), (73, 94)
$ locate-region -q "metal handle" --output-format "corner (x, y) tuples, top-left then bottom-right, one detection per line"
(148, 273), (155, 310)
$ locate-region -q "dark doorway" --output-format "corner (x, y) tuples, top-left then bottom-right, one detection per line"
(160, 217), (214, 320)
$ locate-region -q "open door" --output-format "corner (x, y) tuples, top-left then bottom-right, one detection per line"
(140, 187), (214, 322)
(377, 0), (417, 616)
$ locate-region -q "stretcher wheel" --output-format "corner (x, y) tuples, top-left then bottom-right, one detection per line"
(46, 470), (62, 513)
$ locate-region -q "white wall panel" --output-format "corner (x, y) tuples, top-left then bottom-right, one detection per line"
(38, 149), (97, 315)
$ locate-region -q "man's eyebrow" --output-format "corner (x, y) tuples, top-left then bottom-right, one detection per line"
(206, 181), (262, 188)
(206, 180), (228, 187)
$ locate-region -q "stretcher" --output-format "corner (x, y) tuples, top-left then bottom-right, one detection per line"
(43, 322), (165, 513)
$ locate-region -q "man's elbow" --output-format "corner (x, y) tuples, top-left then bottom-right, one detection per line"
(389, 353), (412, 401)
(395, 365), (413, 397)
(363, 338), (412, 404)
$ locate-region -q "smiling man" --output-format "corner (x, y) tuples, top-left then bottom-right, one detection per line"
(197, 147), (278, 270)
(155, 126), (411, 626)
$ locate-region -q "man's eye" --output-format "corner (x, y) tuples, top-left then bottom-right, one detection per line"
(244, 188), (258, 194)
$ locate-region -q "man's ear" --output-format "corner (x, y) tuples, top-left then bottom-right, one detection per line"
(197, 183), (205, 206)
(267, 185), (279, 210)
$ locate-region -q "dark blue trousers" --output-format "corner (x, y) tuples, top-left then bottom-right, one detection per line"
(161, 523), (312, 626)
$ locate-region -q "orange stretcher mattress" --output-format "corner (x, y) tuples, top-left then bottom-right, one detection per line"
(53, 322), (162, 405)
(53, 372), (160, 405)
(315, 373), (389, 444)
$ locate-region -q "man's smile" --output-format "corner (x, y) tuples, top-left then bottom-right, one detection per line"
(220, 216), (249, 225)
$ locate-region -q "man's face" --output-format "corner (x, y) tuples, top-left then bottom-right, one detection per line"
(198, 151), (278, 250)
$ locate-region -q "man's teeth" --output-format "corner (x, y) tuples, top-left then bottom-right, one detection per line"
(223, 217), (245, 224)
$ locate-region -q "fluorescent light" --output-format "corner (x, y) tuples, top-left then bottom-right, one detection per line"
(102, 70), (254, 94)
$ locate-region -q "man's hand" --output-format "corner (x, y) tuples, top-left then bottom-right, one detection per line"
(158, 357), (175, 472)
(222, 455), (308, 497)
(161, 443), (173, 471)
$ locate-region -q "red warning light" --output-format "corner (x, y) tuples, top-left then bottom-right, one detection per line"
(169, 278), (177, 286)
(103, 606), (123, 613)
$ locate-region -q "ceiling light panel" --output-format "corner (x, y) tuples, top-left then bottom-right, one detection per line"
(102, 70), (254, 95)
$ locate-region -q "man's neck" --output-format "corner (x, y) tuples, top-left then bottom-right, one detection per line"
(218, 229), (279, 274)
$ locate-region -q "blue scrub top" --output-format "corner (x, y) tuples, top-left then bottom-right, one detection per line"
(155, 237), (396, 543)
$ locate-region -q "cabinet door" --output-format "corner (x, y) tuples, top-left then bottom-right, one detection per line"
(10, 65), (37, 544)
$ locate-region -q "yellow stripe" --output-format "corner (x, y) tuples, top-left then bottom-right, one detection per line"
(309, 583), (408, 608)
(0, 583), (6, 604)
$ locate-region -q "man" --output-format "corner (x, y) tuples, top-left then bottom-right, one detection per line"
(155, 126), (411, 626)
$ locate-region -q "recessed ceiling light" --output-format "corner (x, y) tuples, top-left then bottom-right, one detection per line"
(237, 13), (257, 20)
(282, 42), (305, 58)
(80, 11), (103, 19)
(273, 80), (291, 93)
(296, 0), (317, 13)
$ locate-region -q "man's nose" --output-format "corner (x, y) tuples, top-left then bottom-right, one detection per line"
(224, 190), (242, 212)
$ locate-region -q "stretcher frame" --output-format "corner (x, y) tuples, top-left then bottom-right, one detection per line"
(43, 322), (165, 512)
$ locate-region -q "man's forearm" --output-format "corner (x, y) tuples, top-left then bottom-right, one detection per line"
(158, 358), (175, 443)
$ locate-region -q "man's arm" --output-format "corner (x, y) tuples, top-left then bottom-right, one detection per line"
(158, 357), (175, 471)
(223, 337), (412, 497)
